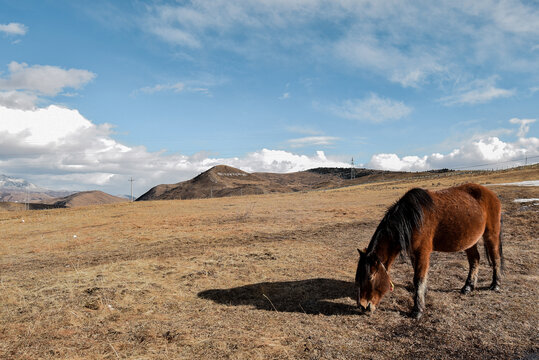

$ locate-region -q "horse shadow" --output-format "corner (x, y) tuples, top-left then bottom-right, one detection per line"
(197, 278), (360, 315)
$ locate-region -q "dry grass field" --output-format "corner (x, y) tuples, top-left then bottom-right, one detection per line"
(1, 165), (538, 359)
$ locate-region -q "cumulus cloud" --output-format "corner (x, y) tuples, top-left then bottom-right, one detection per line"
(330, 93), (412, 123)
(0, 62), (96, 96)
(0, 62), (95, 109)
(0, 105), (348, 195)
(0, 22), (28, 36)
(221, 149), (348, 173)
(368, 119), (538, 171)
(0, 91), (38, 110)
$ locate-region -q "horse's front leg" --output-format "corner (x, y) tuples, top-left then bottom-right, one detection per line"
(461, 245), (480, 294)
(411, 251), (431, 319)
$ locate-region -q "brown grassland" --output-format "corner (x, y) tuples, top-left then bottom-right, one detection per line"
(1, 165), (538, 359)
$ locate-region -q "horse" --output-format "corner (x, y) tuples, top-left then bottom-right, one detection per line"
(355, 183), (503, 319)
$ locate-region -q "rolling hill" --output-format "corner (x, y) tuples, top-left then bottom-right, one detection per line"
(137, 164), (458, 202)
(46, 190), (128, 208)
(136, 165), (348, 201)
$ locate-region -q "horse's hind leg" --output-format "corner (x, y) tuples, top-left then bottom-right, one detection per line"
(484, 227), (502, 292)
(461, 245), (480, 294)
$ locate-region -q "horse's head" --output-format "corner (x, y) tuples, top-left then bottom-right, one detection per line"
(355, 249), (392, 312)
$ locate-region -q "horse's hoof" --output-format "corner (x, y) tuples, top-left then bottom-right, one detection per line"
(489, 284), (501, 292)
(460, 285), (473, 295)
(410, 310), (423, 319)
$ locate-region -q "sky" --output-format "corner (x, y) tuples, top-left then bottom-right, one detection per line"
(0, 0), (538, 196)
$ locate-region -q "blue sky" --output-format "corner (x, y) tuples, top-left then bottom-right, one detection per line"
(0, 0), (538, 196)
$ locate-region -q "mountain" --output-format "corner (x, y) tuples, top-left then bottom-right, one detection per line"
(0, 174), (75, 203)
(45, 191), (128, 208)
(0, 174), (43, 192)
(137, 165), (350, 201)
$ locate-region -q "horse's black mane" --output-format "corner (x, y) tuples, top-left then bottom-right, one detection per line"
(367, 188), (434, 259)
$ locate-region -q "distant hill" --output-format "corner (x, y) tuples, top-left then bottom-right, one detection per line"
(46, 191), (128, 208)
(138, 165), (271, 201)
(138, 165), (353, 201)
(1, 190), (128, 211)
(136, 165), (461, 202)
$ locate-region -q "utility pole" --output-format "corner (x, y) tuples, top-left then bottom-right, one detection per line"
(128, 177), (135, 202)
(350, 157), (355, 180)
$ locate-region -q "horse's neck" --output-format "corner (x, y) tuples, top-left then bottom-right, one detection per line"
(372, 236), (400, 270)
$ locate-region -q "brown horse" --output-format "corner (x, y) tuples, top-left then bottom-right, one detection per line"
(355, 183), (503, 319)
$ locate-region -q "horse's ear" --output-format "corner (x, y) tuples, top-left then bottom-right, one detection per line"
(357, 248), (364, 256)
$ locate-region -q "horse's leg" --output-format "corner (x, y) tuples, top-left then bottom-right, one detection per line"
(484, 228), (502, 291)
(411, 250), (431, 319)
(461, 245), (480, 294)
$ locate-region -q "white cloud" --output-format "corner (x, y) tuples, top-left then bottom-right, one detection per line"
(509, 118), (536, 137)
(0, 91), (38, 110)
(148, 25), (201, 48)
(334, 33), (445, 88)
(0, 22), (28, 36)
(285, 125), (322, 136)
(139, 1), (539, 89)
(0, 105), (92, 146)
(231, 149), (349, 173)
(135, 76), (220, 96)
(287, 136), (339, 148)
(0, 105), (349, 195)
(0, 62), (96, 96)
(330, 93), (412, 123)
(139, 82), (185, 94)
(0, 62), (95, 109)
(369, 154), (428, 172)
(368, 119), (538, 171)
(481, 0), (539, 35)
(440, 77), (515, 105)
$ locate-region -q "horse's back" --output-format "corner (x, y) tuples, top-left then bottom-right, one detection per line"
(427, 183), (500, 252)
